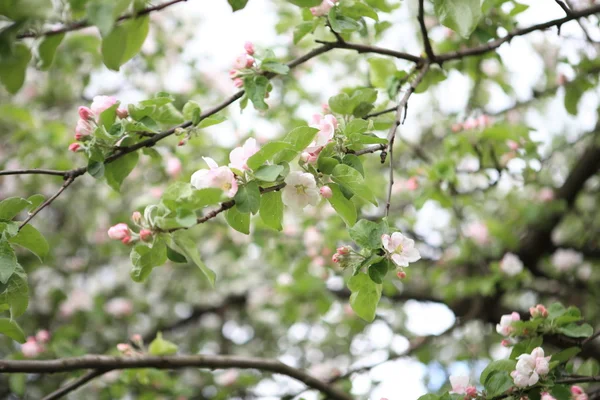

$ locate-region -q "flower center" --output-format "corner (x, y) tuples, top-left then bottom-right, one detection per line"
(295, 184), (307, 195)
(222, 182), (232, 191)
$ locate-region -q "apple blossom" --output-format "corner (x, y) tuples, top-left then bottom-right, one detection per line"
(551, 249), (583, 272)
(496, 312), (520, 336)
(166, 156), (183, 177)
(244, 41), (255, 55)
(530, 304), (548, 318)
(234, 53), (254, 69)
(35, 330), (50, 343)
(501, 339), (511, 347)
(405, 177), (419, 191)
(451, 123), (462, 132)
(59, 289), (93, 317)
(307, 113), (337, 152)
(105, 298), (134, 317)
(140, 229), (153, 242)
(381, 232), (421, 267)
(116, 107), (129, 119)
(75, 119), (93, 139)
(320, 186), (333, 198)
(464, 221), (489, 245)
(541, 392), (557, 400)
(507, 140), (519, 150)
(449, 375), (469, 395)
(571, 386), (588, 400)
(21, 337), (43, 358)
(215, 369), (239, 386)
(91, 95), (117, 116)
(538, 187), (555, 202)
(117, 343), (132, 352)
(78, 106), (93, 120)
(233, 78), (244, 88)
(131, 211), (142, 224)
(282, 171), (320, 209)
(577, 263), (592, 280)
(229, 69), (240, 79)
(229, 138), (260, 171)
(68, 143), (81, 152)
(499, 252), (524, 276)
(310, 0), (338, 16)
(191, 157), (238, 198)
(108, 223), (131, 240)
(397, 270), (407, 279)
(131, 333), (143, 343)
(511, 347), (551, 388)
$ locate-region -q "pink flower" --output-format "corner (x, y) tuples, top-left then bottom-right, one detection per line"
(320, 186), (333, 198)
(35, 330), (51, 343)
(108, 223), (130, 240)
(234, 54), (254, 69)
(190, 157), (238, 198)
(310, 0), (338, 16)
(244, 41), (255, 55)
(381, 232), (421, 267)
(538, 188), (555, 202)
(511, 347), (551, 388)
(307, 114), (337, 152)
(530, 304), (548, 318)
(78, 106), (93, 120)
(301, 151), (318, 164)
(166, 157), (182, 177)
(140, 229), (153, 242)
(571, 386), (588, 400)
(405, 177), (419, 191)
(131, 334), (143, 343)
(229, 138), (260, 171)
(322, 103), (330, 114)
(75, 119), (93, 139)
(507, 140), (519, 150)
(451, 123), (462, 132)
(541, 392), (557, 400)
(60, 289), (93, 317)
(68, 143), (81, 152)
(21, 337), (43, 358)
(496, 312), (520, 336)
(215, 369), (239, 386)
(116, 107), (129, 119)
(465, 386), (477, 398)
(464, 221), (489, 245)
(501, 339), (511, 347)
(105, 298), (133, 318)
(229, 69), (240, 79)
(233, 78), (244, 88)
(117, 343), (132, 352)
(131, 211), (142, 224)
(463, 118), (478, 130)
(397, 270), (407, 279)
(551, 249), (583, 272)
(91, 95), (117, 116)
(478, 114), (492, 127)
(449, 375), (469, 395)
(336, 246), (350, 255)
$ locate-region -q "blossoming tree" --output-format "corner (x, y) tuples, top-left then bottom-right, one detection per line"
(1, 0), (600, 399)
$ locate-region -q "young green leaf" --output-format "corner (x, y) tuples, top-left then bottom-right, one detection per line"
(325, 183), (357, 226)
(259, 191), (284, 231)
(331, 164), (377, 205)
(171, 231), (217, 286)
(234, 181), (261, 214)
(433, 0), (482, 39)
(0, 318), (26, 343)
(225, 205), (251, 235)
(0, 197), (31, 221)
(9, 224), (48, 262)
(347, 273), (382, 322)
(148, 332), (178, 355)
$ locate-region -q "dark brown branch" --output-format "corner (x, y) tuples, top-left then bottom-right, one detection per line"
(436, 4), (600, 63)
(418, 0), (435, 61)
(556, 375), (600, 384)
(42, 370), (107, 400)
(315, 40), (424, 64)
(17, 0), (188, 39)
(17, 176), (76, 231)
(0, 355), (352, 400)
(0, 169), (70, 177)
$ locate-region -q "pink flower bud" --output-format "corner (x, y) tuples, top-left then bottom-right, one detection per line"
(300, 152), (311, 163)
(229, 69), (240, 79)
(405, 177), (419, 191)
(36, 330), (51, 343)
(117, 343), (131, 352)
(571, 386), (585, 396)
(116, 107), (129, 119)
(397, 270), (407, 279)
(451, 123), (462, 133)
(131, 211), (142, 224)
(478, 114), (491, 127)
(178, 139), (187, 146)
(529, 306), (540, 318)
(121, 236), (133, 245)
(466, 386), (477, 398)
(336, 246), (350, 255)
(91, 95), (117, 116)
(233, 78), (244, 88)
(501, 339), (511, 347)
(75, 119), (93, 138)
(131, 333), (142, 343)
(320, 186), (333, 198)
(244, 41), (255, 55)
(332, 253), (341, 263)
(68, 143), (81, 152)
(245, 55), (254, 68)
(463, 118), (478, 130)
(536, 304), (548, 318)
(78, 106), (93, 120)
(140, 229), (153, 242)
(507, 140), (519, 151)
(557, 73), (568, 86)
(108, 223), (130, 240)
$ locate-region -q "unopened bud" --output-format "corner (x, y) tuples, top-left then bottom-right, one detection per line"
(140, 229), (153, 242)
(397, 270), (407, 279)
(320, 186), (333, 198)
(131, 211), (142, 224)
(116, 107), (129, 119)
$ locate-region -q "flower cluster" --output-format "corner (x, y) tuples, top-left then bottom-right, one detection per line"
(463, 221), (489, 245)
(310, 0), (339, 16)
(69, 96), (128, 152)
(301, 112), (338, 165)
(382, 232), (421, 270)
(529, 304), (548, 319)
(551, 248), (583, 272)
(496, 311), (520, 336)
(230, 42), (256, 88)
(511, 347), (551, 388)
(107, 211), (153, 245)
(449, 375), (477, 398)
(21, 330), (50, 358)
(451, 114), (493, 133)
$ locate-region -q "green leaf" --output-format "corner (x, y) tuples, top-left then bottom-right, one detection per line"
(244, 75), (269, 111)
(349, 219), (385, 249)
(347, 273), (382, 322)
(329, 93), (353, 115)
(105, 151), (139, 191)
(368, 259), (388, 284)
(166, 246), (187, 263)
(557, 323), (594, 338)
(225, 205), (250, 235)
(9, 224), (48, 261)
(254, 165), (284, 182)
(294, 22), (315, 44)
(548, 302), (567, 320)
(329, 7), (362, 33)
(228, 0), (249, 11)
(0, 240), (17, 284)
(564, 82), (584, 115)
(0, 197), (30, 221)
(0, 318), (25, 343)
(87, 160), (105, 179)
(317, 156), (339, 175)
(37, 33), (64, 70)
(234, 181), (261, 214)
(197, 114), (226, 128)
(345, 119), (369, 135)
(368, 57), (396, 88)
(325, 183), (357, 226)
(87, 0), (116, 36)
(26, 194), (45, 211)
(480, 359), (516, 384)
(273, 127), (319, 164)
(129, 238), (167, 282)
(171, 230), (216, 286)
(259, 191), (284, 231)
(484, 371), (513, 397)
(0, 43), (31, 94)
(148, 332), (178, 355)
(331, 164), (377, 205)
(287, 0), (321, 6)
(433, 0), (482, 39)
(261, 61), (290, 75)
(340, 2), (378, 21)
(182, 100), (201, 125)
(247, 141), (292, 170)
(342, 154), (364, 177)
(101, 16), (149, 71)
(551, 347), (581, 363)
(0, 263), (28, 318)
(550, 385), (572, 400)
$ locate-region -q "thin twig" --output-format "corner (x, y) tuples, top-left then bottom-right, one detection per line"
(0, 355), (352, 400)
(583, 329), (600, 345)
(0, 169), (70, 177)
(18, 177), (75, 231)
(563, 0), (598, 43)
(385, 143), (394, 217)
(17, 0), (188, 39)
(418, 0), (436, 61)
(315, 40), (423, 64)
(42, 369), (107, 400)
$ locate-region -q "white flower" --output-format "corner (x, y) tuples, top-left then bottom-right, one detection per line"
(104, 298), (133, 318)
(381, 232), (421, 267)
(551, 249), (583, 272)
(577, 263), (592, 280)
(229, 138), (260, 171)
(464, 221), (489, 245)
(449, 375), (469, 395)
(496, 312), (520, 336)
(499, 253), (523, 276)
(511, 347), (551, 388)
(282, 171), (319, 209)
(191, 157), (238, 198)
(91, 95), (117, 116)
(307, 113), (337, 152)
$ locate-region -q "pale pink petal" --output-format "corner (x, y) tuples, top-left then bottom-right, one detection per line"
(404, 247), (421, 262)
(391, 253), (408, 267)
(390, 232), (404, 250)
(381, 234), (390, 251)
(203, 157), (219, 169)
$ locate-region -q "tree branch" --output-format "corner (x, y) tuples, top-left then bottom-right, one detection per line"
(42, 370), (107, 400)
(17, 176), (77, 231)
(16, 0), (188, 39)
(315, 40), (424, 64)
(418, 0), (436, 61)
(0, 169), (71, 177)
(0, 355), (352, 400)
